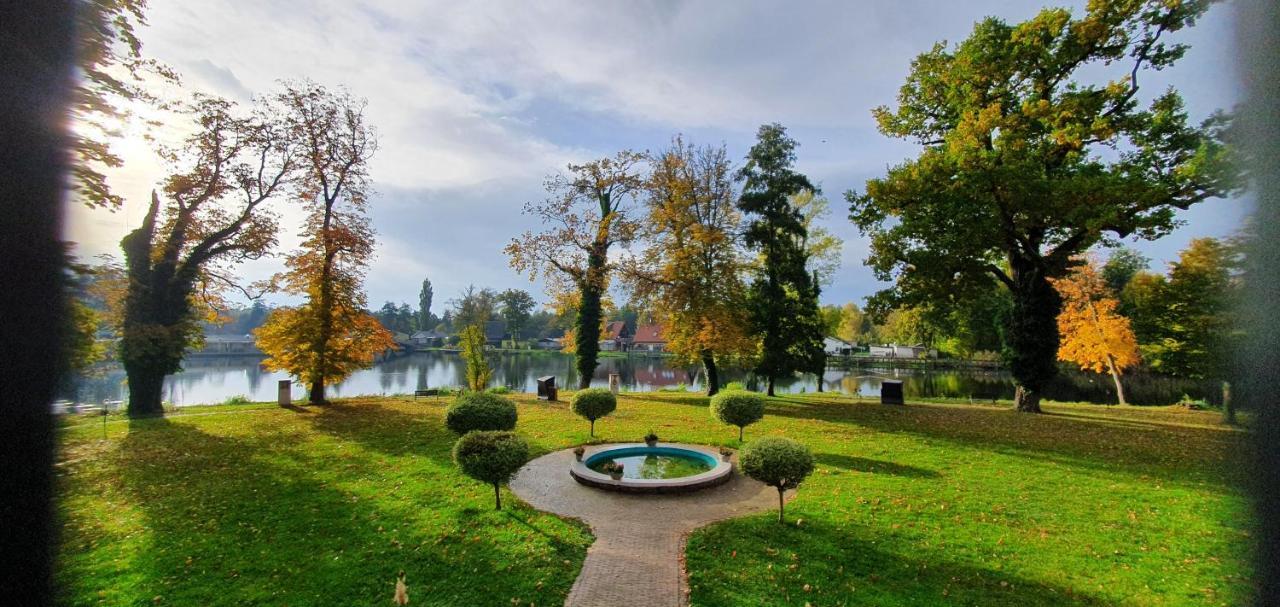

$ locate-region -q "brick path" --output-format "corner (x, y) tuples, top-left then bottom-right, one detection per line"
(509, 446), (785, 607)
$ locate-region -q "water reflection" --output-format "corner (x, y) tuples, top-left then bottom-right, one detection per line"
(67, 351), (1219, 408)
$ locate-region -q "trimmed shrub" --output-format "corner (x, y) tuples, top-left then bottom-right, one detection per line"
(724, 381), (747, 391)
(710, 390), (766, 441)
(571, 388), (616, 437)
(452, 430), (529, 510)
(485, 386), (512, 395)
(739, 437), (815, 523)
(445, 392), (518, 435)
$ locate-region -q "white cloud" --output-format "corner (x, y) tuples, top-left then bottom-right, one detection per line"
(65, 0), (1246, 309)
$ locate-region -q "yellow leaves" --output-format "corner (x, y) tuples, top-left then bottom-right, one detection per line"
(1052, 258), (1140, 375)
(256, 301), (394, 387)
(459, 325), (491, 391)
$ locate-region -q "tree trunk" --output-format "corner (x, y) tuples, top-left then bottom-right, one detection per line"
(1013, 385), (1042, 414)
(1223, 381), (1235, 425)
(575, 280), (603, 390)
(1106, 354), (1127, 406)
(124, 363), (166, 417)
(767, 376), (776, 397)
(310, 202), (337, 405)
(493, 483), (502, 510)
(1006, 256), (1061, 414)
(739, 425), (744, 442)
(309, 378), (326, 405)
(589, 419), (595, 437)
(815, 371), (824, 393)
(777, 487), (785, 523)
(702, 350), (719, 396)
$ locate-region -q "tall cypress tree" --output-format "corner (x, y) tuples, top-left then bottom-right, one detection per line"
(737, 124), (827, 396)
(418, 278), (433, 330)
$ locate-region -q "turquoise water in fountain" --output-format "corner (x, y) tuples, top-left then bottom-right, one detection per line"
(586, 446), (715, 480)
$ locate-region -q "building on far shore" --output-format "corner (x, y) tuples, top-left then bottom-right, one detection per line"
(190, 334), (262, 356)
(535, 337), (563, 350)
(823, 336), (856, 356)
(410, 330), (447, 348)
(868, 343), (936, 359)
(484, 320), (508, 347)
(631, 324), (667, 353)
(599, 320), (632, 352)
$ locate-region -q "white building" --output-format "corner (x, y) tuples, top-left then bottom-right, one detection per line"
(823, 336), (855, 356)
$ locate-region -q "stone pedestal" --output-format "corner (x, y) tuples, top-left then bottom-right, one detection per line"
(278, 380), (291, 406)
(608, 374), (621, 395)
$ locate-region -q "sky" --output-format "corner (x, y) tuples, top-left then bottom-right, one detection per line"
(65, 0), (1251, 313)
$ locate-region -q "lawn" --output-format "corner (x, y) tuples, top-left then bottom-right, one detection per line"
(55, 393), (1254, 606)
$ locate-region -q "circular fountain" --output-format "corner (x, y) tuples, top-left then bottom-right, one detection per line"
(569, 443), (733, 494)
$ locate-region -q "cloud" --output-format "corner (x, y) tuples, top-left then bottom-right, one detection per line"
(64, 0), (1246, 311)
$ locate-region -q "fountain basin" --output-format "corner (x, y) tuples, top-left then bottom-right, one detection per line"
(570, 443), (733, 494)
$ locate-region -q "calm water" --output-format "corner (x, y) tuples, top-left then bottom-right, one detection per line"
(589, 453), (712, 479)
(67, 350), (1220, 408)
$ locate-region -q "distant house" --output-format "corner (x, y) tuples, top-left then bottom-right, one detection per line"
(410, 330), (447, 347)
(192, 334), (262, 356)
(483, 320), (508, 346)
(895, 344), (936, 359)
(392, 332), (413, 348)
(535, 337), (563, 350)
(823, 336), (855, 356)
(868, 343), (935, 359)
(631, 324), (667, 353)
(599, 320), (632, 351)
(868, 344), (895, 357)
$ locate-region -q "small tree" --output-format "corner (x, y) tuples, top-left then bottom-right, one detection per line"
(446, 392), (517, 435)
(458, 324), (491, 391)
(571, 388), (617, 437)
(710, 390), (766, 441)
(452, 431), (529, 510)
(739, 437), (814, 523)
(1053, 258), (1140, 405)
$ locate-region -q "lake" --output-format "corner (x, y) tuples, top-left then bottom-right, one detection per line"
(66, 350), (1220, 409)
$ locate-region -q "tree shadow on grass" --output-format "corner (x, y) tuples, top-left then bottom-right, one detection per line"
(623, 393), (709, 409)
(763, 396), (1250, 489)
(68, 416), (585, 606)
(814, 452), (941, 479)
(304, 400), (455, 465)
(687, 518), (1112, 606)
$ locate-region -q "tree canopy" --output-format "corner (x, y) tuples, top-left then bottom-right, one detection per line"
(848, 0), (1243, 412)
(1053, 257), (1141, 404)
(626, 137), (755, 395)
(737, 124), (826, 396)
(506, 151), (646, 388)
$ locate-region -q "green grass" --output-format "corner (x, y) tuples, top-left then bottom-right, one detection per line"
(55, 393), (1254, 606)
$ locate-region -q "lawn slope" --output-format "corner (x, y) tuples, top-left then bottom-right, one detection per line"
(56, 393), (1252, 606)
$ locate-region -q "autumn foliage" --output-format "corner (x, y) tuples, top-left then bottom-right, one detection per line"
(254, 81), (390, 403)
(627, 137), (755, 395)
(1052, 258), (1140, 405)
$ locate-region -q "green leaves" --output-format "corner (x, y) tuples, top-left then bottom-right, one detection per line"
(848, 0), (1242, 403)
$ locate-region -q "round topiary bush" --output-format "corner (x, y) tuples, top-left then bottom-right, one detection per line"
(710, 390), (766, 441)
(445, 392), (518, 435)
(571, 388), (617, 437)
(452, 430), (529, 510)
(739, 437), (815, 523)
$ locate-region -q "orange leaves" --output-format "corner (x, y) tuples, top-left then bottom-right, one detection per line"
(256, 302), (394, 387)
(1052, 258), (1140, 376)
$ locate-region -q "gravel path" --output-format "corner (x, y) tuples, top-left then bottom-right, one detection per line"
(509, 446), (785, 607)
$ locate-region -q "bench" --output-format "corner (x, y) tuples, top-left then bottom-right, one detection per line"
(414, 389), (440, 400)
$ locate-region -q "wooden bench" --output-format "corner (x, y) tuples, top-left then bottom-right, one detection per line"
(414, 389), (440, 400)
